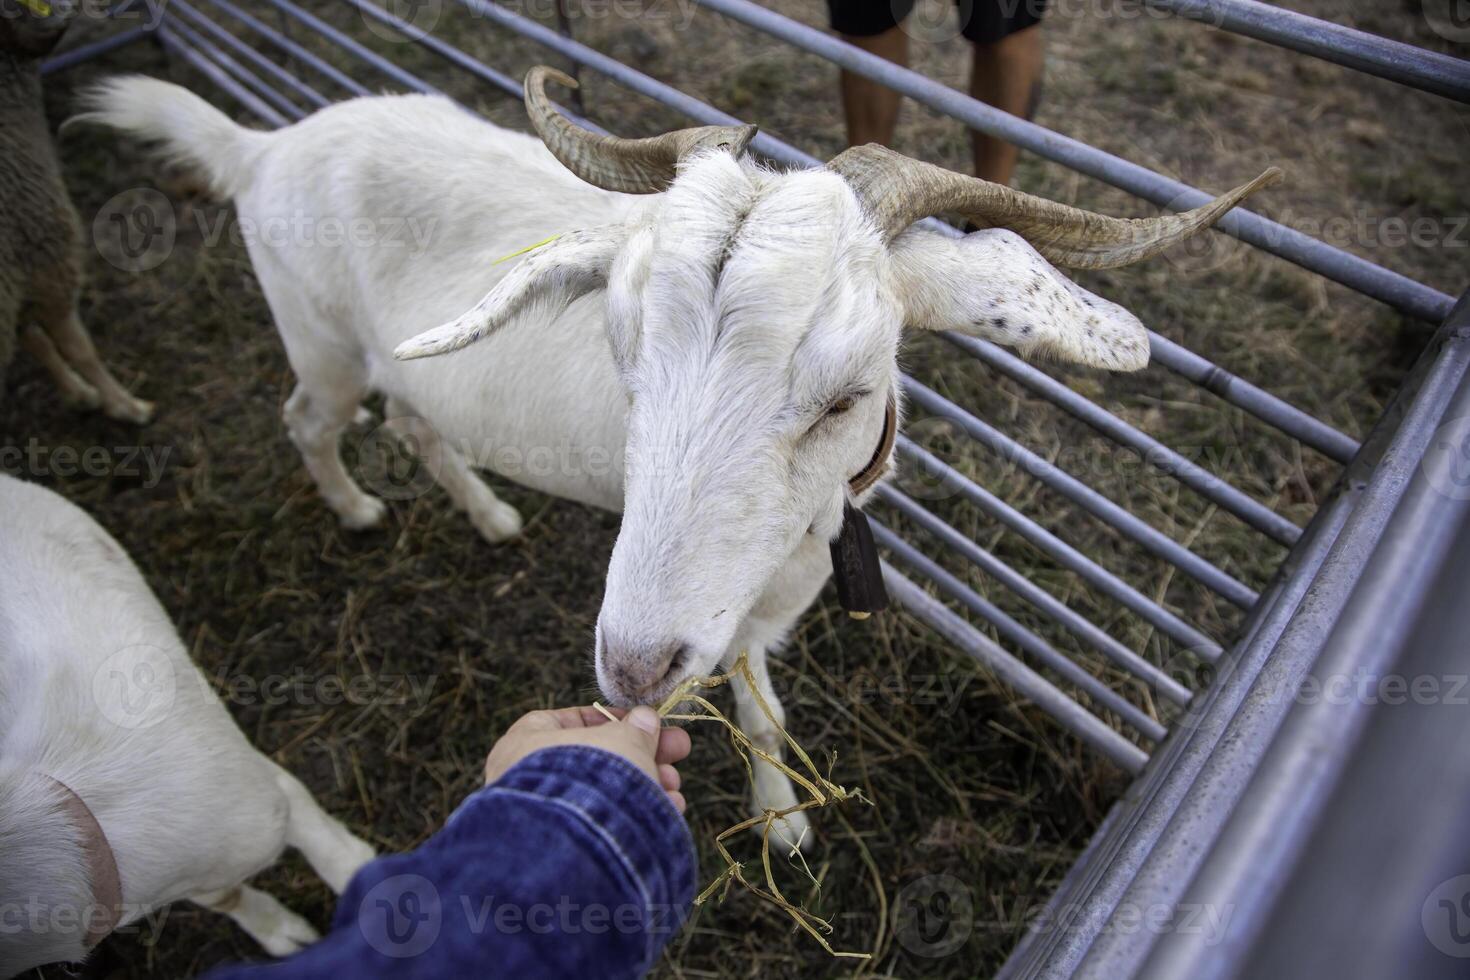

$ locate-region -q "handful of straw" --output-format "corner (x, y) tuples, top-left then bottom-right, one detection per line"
(603, 653), (873, 959)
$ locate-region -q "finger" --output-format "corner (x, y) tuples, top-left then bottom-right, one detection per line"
(578, 705), (625, 727)
(624, 706), (662, 749)
(666, 790), (686, 815)
(658, 764), (681, 793)
(520, 706), (624, 732)
(656, 726), (691, 765)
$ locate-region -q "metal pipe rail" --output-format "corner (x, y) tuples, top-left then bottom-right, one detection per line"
(874, 522), (1170, 743)
(213, 0), (606, 134)
(905, 379), (1261, 608)
(1144, 330), (1358, 464)
(894, 438), (1224, 658)
(171, 0), (331, 111)
(153, 24), (290, 128)
(691, 0), (1457, 326)
(879, 485), (1193, 705)
(941, 331), (1304, 545)
(255, 0), (446, 98)
(41, 24), (154, 77)
(163, 17), (304, 121)
(1000, 472), (1361, 978)
(1229, 504), (1470, 980)
(1143, 306), (1470, 977)
(199, 0), (371, 98)
(346, 0), (525, 103)
(1002, 293), (1470, 979)
(251, 0), (607, 135)
(884, 565), (1151, 772)
(1143, 0), (1470, 105)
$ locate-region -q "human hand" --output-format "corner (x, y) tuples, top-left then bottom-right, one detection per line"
(483, 705), (692, 814)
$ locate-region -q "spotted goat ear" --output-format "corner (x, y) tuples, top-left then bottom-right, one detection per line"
(394, 225), (625, 361)
(888, 227), (1151, 371)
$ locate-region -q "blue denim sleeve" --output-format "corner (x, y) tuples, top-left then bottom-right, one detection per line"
(205, 745), (697, 980)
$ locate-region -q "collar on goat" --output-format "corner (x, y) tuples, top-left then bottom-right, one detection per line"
(44, 775), (122, 947)
(832, 394), (897, 620)
(847, 394), (897, 497)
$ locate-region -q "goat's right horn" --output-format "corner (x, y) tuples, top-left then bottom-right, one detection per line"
(829, 143), (1283, 269)
(524, 66), (756, 195)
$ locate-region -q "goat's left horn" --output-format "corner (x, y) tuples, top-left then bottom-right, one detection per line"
(524, 66), (757, 195)
(828, 143), (1283, 270)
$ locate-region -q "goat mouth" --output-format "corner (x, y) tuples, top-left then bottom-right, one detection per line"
(601, 672), (688, 709)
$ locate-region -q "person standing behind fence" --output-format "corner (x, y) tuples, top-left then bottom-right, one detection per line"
(830, 0), (1045, 186)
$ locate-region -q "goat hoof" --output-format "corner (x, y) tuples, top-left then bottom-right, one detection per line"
(752, 806), (813, 854)
(338, 495), (388, 530)
(63, 382), (103, 412)
(104, 396), (155, 426)
(260, 914), (321, 957)
(472, 501), (523, 543)
(336, 838), (377, 889)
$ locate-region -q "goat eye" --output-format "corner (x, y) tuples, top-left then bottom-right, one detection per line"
(827, 395), (857, 417)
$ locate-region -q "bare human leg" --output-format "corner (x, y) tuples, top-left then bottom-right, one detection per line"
(839, 25), (910, 149)
(970, 24), (1044, 185)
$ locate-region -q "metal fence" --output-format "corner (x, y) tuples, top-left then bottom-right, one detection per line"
(44, 0), (1470, 974)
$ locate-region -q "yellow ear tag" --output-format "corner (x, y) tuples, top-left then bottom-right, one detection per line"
(492, 233), (562, 266)
(18, 0), (54, 15)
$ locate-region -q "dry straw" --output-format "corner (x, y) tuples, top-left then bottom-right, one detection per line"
(602, 653), (874, 959)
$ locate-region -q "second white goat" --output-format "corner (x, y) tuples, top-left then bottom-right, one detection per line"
(0, 474), (374, 977)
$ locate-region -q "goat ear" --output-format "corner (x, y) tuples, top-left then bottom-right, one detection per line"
(889, 228), (1150, 371)
(394, 226), (624, 360)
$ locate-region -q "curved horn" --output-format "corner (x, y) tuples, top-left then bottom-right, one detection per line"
(524, 66), (757, 195)
(828, 143), (1283, 270)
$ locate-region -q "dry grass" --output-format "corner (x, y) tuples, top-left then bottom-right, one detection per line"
(14, 0), (1466, 976)
(648, 654), (876, 960)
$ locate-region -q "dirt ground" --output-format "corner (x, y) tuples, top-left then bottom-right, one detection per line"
(11, 0), (1467, 976)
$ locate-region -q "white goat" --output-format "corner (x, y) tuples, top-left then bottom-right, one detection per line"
(0, 474), (374, 976)
(83, 69), (1276, 845)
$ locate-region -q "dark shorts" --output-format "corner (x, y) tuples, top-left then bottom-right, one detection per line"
(829, 0), (1047, 44)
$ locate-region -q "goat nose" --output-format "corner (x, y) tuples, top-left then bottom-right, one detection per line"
(607, 642), (686, 704)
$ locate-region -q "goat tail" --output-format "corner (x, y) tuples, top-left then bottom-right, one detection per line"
(68, 76), (271, 199)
